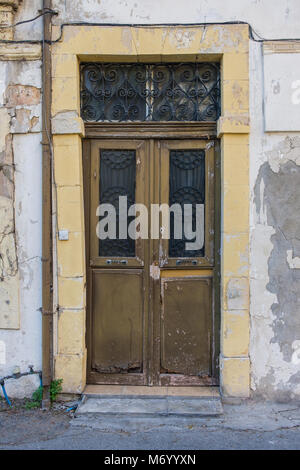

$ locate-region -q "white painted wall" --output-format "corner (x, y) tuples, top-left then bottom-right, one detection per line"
(1, 133), (42, 398)
(51, 0), (300, 39)
(0, 1), (43, 397)
(264, 52), (300, 131)
(250, 50), (300, 401)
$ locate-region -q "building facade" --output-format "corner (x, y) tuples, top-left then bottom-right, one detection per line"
(0, 0), (300, 402)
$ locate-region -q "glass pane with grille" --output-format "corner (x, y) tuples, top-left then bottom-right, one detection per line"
(99, 149), (136, 257)
(169, 149), (205, 258)
(81, 63), (220, 122)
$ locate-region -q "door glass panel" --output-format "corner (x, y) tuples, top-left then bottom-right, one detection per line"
(99, 149), (136, 257)
(169, 149), (205, 258)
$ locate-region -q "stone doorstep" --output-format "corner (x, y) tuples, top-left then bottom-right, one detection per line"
(76, 386), (223, 417)
(84, 385), (220, 398)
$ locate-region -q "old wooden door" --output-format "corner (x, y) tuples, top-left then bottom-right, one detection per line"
(84, 136), (218, 386)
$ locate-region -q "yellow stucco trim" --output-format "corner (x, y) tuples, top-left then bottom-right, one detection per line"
(51, 24), (250, 397)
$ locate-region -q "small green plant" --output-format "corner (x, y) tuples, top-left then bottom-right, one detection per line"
(25, 379), (63, 409)
(50, 378), (63, 402)
(25, 386), (43, 409)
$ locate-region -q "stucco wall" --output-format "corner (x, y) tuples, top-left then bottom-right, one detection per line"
(51, 0), (300, 39)
(0, 0), (42, 397)
(0, 0), (299, 400)
(249, 40), (300, 401)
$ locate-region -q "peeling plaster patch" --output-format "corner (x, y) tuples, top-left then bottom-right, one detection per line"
(0, 107), (10, 150)
(0, 114), (17, 283)
(255, 160), (300, 359)
(287, 250), (300, 269)
(217, 27), (245, 52)
(5, 84), (41, 107)
(150, 264), (160, 281)
(169, 29), (196, 49)
(0, 189), (19, 329)
(266, 136), (300, 173)
(252, 140), (300, 399)
(0, 134), (14, 199)
(0, 105), (19, 329)
(11, 108), (40, 133)
(52, 111), (84, 135)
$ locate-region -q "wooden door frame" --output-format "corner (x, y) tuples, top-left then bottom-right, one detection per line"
(83, 122), (220, 386)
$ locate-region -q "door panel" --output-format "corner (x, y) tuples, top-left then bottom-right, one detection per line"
(85, 136), (217, 386)
(92, 269), (144, 374)
(160, 277), (212, 377)
(87, 139), (149, 385)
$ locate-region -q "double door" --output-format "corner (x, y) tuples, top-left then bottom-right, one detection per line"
(84, 137), (218, 386)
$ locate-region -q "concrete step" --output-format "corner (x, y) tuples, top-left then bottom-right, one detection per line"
(76, 386), (223, 417)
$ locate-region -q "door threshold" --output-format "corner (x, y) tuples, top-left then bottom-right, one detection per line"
(78, 385), (223, 416)
(84, 384), (220, 398)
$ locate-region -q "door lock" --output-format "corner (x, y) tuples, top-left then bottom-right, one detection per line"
(176, 259), (198, 266)
(106, 259), (128, 265)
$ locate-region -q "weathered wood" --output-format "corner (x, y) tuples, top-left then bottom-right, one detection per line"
(84, 135), (219, 386)
(85, 122), (217, 140)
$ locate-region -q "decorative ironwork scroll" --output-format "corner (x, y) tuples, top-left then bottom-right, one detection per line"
(81, 63), (220, 122)
(169, 149), (205, 258)
(99, 150), (136, 257)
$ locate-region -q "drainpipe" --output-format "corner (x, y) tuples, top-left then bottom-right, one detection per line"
(41, 0), (53, 409)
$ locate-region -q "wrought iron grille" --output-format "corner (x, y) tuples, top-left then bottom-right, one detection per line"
(169, 149), (205, 258)
(99, 149), (136, 257)
(80, 63), (220, 122)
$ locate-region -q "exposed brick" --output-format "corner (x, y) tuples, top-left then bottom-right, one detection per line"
(5, 85), (41, 107)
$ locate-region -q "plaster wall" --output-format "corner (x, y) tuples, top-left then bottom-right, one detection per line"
(51, 0), (300, 39)
(0, 1), (43, 397)
(50, 0), (300, 400)
(51, 0), (300, 400)
(250, 40), (300, 401)
(1, 0), (300, 400)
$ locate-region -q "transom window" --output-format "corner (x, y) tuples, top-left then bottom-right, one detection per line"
(80, 63), (220, 122)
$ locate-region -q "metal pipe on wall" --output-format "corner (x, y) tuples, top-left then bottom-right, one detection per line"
(42, 0), (53, 408)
